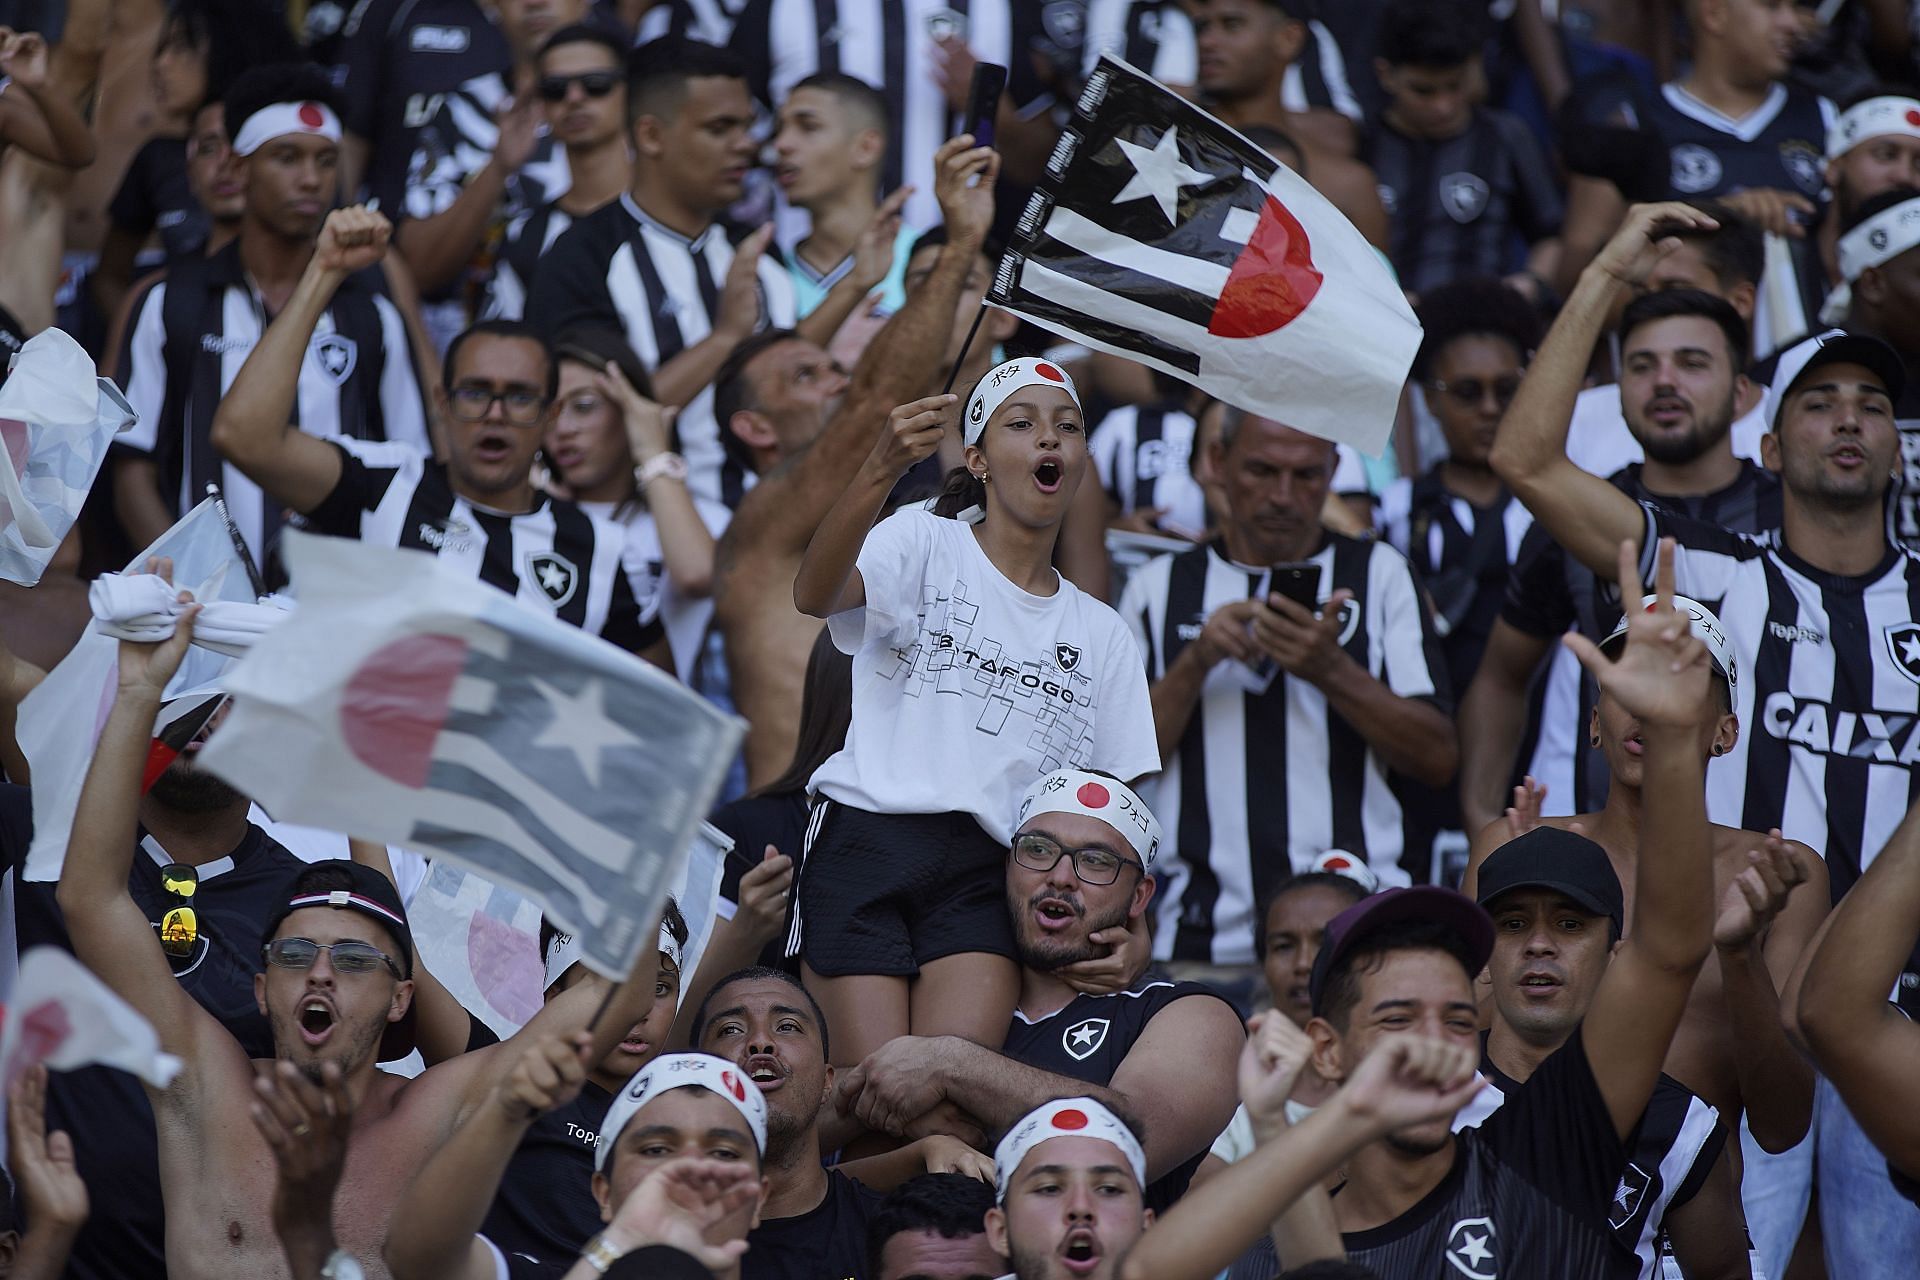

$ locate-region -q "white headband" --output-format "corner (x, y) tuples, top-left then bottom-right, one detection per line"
(595, 1053), (768, 1171)
(964, 357), (1082, 446)
(544, 919), (683, 994)
(1839, 196), (1920, 283)
(1016, 770), (1162, 870)
(994, 1098), (1146, 1202)
(1827, 96), (1920, 161)
(232, 100), (342, 157)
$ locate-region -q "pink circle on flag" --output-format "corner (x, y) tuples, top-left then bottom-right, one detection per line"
(1036, 362), (1066, 383)
(341, 633), (468, 788)
(298, 102), (325, 128)
(1052, 1108), (1089, 1131)
(1076, 782), (1110, 809)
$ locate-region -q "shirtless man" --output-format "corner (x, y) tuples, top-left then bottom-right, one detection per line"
(711, 134), (995, 788)
(55, 602), (659, 1280)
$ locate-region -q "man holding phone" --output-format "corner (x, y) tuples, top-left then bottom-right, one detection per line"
(1116, 409), (1457, 992)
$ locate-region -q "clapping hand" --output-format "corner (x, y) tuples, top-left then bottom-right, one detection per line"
(1715, 830), (1809, 952)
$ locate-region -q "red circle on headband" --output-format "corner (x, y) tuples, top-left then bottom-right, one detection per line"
(1052, 1109), (1089, 1131)
(1076, 782), (1110, 809)
(1907, 109), (1920, 127)
(298, 102), (325, 128)
(1036, 362), (1066, 382)
(721, 1069), (747, 1102)
(1324, 854), (1353, 870)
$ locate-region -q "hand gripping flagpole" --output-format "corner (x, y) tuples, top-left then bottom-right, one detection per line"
(941, 301), (992, 396)
(205, 482), (268, 600)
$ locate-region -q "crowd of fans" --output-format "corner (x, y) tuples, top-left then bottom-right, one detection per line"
(3, 0), (1920, 1277)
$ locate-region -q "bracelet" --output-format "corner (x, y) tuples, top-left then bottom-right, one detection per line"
(581, 1232), (625, 1274)
(635, 451), (689, 488)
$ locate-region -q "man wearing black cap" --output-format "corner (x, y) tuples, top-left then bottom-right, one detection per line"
(55, 612), (664, 1280)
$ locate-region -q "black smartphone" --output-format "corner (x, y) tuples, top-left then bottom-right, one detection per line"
(964, 61), (1007, 150)
(1266, 563), (1322, 610)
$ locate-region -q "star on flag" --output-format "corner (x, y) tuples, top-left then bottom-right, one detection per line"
(1111, 125), (1213, 223)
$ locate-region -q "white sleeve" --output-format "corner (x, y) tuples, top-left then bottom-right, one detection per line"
(758, 252), (798, 328)
(1332, 443), (1369, 496)
(118, 282), (170, 454)
(372, 295), (430, 452)
(827, 509), (936, 655)
(1093, 612), (1162, 784)
(1115, 567), (1154, 668)
(1371, 545), (1442, 702)
(1209, 1104), (1256, 1165)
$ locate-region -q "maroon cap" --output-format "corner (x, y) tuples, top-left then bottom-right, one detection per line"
(1307, 886), (1496, 1017)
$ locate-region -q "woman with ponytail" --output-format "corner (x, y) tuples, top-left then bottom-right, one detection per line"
(791, 357), (1160, 1085)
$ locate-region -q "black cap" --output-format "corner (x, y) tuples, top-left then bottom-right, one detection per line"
(1474, 828), (1625, 935)
(1772, 330), (1906, 426)
(261, 860), (416, 1061)
(1306, 886), (1496, 1017)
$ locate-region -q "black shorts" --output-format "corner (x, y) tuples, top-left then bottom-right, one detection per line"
(794, 801), (1018, 977)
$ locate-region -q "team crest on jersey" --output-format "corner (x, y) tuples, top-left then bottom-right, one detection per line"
(1439, 173), (1490, 223)
(1779, 140), (1824, 195)
(1669, 144), (1723, 194)
(1054, 643), (1083, 673)
(1062, 1017), (1109, 1060)
(1885, 623), (1920, 684)
(312, 334), (357, 384)
(1608, 1162), (1652, 1230)
(1331, 597), (1361, 648)
(1443, 1216), (1497, 1278)
(528, 551), (580, 607)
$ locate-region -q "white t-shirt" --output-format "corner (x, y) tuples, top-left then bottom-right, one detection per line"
(811, 509), (1160, 844)
(1565, 382), (1771, 478)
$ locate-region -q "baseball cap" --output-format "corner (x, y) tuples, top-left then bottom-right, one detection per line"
(260, 860), (416, 1061)
(1598, 594), (1738, 707)
(1473, 828), (1624, 936)
(1771, 330), (1905, 427)
(1306, 887), (1496, 1017)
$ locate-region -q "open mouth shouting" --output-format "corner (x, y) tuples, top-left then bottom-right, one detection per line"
(1060, 1228), (1102, 1275)
(1033, 456), (1063, 494)
(471, 430), (516, 467)
(1031, 893), (1083, 933)
(298, 997), (337, 1047)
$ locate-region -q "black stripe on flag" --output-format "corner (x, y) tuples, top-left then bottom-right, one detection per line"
(996, 252), (1201, 374)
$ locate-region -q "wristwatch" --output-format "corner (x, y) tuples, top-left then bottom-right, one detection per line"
(635, 451), (690, 488)
(580, 1232), (626, 1274)
(320, 1250), (366, 1280)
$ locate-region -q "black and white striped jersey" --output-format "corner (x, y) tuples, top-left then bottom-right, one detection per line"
(1120, 535), (1448, 964)
(1501, 463), (1780, 815)
(401, 69), (572, 225)
(1080, 0), (1361, 123)
(114, 242), (431, 568)
(302, 438), (663, 652)
(1637, 505), (1920, 912)
(524, 194), (798, 508)
(484, 201), (577, 320)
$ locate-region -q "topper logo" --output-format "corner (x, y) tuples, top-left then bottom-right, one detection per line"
(298, 102), (325, 128)
(1052, 1108), (1090, 1131)
(1076, 782), (1110, 808)
(721, 1069), (748, 1102)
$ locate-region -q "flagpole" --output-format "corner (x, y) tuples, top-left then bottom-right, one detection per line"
(206, 483), (268, 600)
(941, 302), (991, 396)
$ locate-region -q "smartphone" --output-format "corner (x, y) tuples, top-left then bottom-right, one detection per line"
(964, 61), (1007, 150)
(1266, 563), (1323, 610)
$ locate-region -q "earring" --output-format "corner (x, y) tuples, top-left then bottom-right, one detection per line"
(975, 472), (989, 483)
(1589, 732), (1601, 748)
(1710, 744), (1724, 756)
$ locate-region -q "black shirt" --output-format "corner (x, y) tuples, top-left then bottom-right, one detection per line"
(742, 1168), (883, 1280)
(2, 783), (304, 1280)
(108, 137), (209, 262)
(484, 1082), (614, 1268)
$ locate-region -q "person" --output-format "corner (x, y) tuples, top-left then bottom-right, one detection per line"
(387, 913), (691, 1274)
(525, 38), (804, 508)
(1827, 186), (1920, 544)
(1492, 200), (1920, 1275)
(0, 25), (94, 172)
(110, 65), (433, 562)
(180, 100), (244, 260)
(393, 0), (588, 318)
(1088, 377), (1212, 542)
(770, 73), (915, 340)
(830, 771), (1244, 1212)
(207, 206), (666, 658)
(54, 588), (664, 1280)
(1117, 408), (1454, 971)
(1118, 545), (1725, 1276)
(486, 24), (636, 320)
(988, 1097), (1155, 1280)
(867, 1174), (1002, 1280)
(1817, 91), (1920, 322)
(1364, 0), (1565, 300)
(710, 137), (1001, 790)
(544, 327), (724, 680)
(1459, 208), (1780, 838)
(791, 356), (1160, 1077)
(1, 1066), (90, 1280)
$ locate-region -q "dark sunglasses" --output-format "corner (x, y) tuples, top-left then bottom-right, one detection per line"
(1430, 375), (1523, 408)
(158, 863), (198, 959)
(263, 937), (402, 978)
(537, 72), (620, 102)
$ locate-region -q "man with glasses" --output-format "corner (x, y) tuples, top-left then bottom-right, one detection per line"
(210, 206), (666, 661)
(832, 771), (1244, 1212)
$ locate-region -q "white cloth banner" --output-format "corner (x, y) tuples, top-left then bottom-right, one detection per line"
(0, 947), (181, 1090)
(88, 572), (293, 656)
(0, 328), (136, 585)
(199, 533), (746, 981)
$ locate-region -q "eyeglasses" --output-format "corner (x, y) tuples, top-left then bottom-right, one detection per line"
(1011, 833), (1142, 886)
(448, 384), (548, 424)
(537, 72), (620, 102)
(158, 863), (198, 959)
(263, 937), (402, 979)
(1429, 375), (1523, 408)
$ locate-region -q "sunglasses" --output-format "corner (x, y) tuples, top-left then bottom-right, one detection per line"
(537, 72), (620, 102)
(1429, 375), (1523, 408)
(159, 863), (198, 958)
(263, 937), (402, 978)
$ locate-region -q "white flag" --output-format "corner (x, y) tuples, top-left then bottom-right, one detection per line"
(0, 328), (136, 585)
(199, 533), (745, 981)
(0, 948), (181, 1090)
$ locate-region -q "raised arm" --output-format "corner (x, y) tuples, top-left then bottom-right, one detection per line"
(5, 1066), (87, 1280)
(1566, 539), (1718, 1140)
(790, 186), (911, 350)
(1489, 202), (1718, 575)
(208, 208), (398, 514)
(646, 225), (776, 413)
(347, 838), (473, 1067)
(0, 30), (95, 168)
(600, 362), (716, 597)
(1795, 797), (1920, 1179)
(395, 95), (540, 297)
(1457, 621), (1557, 836)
